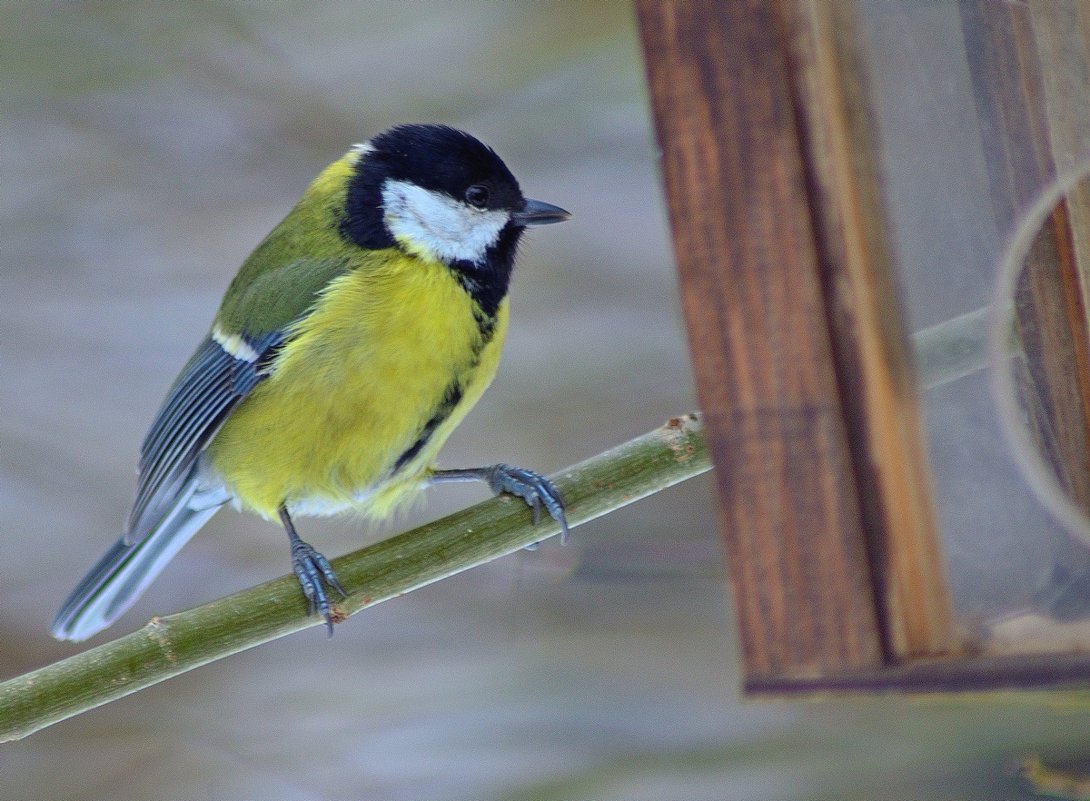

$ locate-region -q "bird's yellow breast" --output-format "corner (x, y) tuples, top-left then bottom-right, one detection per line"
(206, 252), (508, 520)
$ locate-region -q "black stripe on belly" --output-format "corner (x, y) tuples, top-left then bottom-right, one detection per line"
(390, 287), (501, 476)
(392, 382), (464, 474)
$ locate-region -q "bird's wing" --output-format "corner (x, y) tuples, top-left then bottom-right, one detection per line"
(127, 255), (354, 544)
(125, 329), (284, 544)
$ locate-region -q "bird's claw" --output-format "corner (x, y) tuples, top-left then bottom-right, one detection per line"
(290, 537), (347, 636)
(485, 463), (570, 545)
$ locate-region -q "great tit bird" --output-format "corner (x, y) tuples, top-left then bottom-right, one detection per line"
(52, 124), (571, 642)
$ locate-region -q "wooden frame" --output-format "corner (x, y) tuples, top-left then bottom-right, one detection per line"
(637, 0), (1090, 693)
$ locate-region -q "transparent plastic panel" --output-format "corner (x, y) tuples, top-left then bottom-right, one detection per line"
(856, 1), (1090, 654)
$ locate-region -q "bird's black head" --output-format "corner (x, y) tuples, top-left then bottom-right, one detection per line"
(340, 124), (569, 316)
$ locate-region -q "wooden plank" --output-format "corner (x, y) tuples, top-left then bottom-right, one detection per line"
(636, 0), (885, 678)
(747, 649), (1090, 695)
(961, 0), (1090, 516)
(1031, 1), (1090, 306)
(1030, 2), (1090, 516)
(782, 1), (954, 659)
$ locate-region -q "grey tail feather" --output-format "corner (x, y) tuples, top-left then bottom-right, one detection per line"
(52, 490), (227, 642)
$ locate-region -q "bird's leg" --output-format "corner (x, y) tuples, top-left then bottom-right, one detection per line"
(279, 505), (347, 636)
(429, 464), (570, 545)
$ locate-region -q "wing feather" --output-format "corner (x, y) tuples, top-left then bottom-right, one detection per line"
(140, 341), (229, 460)
(125, 331), (282, 544)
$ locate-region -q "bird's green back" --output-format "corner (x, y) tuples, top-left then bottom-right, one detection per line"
(215, 154), (366, 338)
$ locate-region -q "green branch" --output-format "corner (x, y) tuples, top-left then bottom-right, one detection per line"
(0, 414), (710, 741)
(0, 309), (998, 741)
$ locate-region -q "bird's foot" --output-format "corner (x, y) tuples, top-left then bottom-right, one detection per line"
(288, 533), (347, 636)
(432, 463), (570, 545)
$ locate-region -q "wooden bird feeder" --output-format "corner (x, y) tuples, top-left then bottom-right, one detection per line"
(637, 0), (1090, 693)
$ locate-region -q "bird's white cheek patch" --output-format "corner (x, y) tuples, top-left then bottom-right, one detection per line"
(381, 179), (509, 265)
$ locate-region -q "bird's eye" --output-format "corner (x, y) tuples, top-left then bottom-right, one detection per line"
(464, 184), (490, 208)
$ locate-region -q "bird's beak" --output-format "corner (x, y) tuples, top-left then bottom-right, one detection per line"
(512, 198), (572, 226)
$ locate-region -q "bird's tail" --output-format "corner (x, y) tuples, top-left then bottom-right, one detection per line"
(52, 488), (227, 642)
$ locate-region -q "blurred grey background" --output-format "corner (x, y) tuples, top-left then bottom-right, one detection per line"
(4, 2), (1090, 799)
